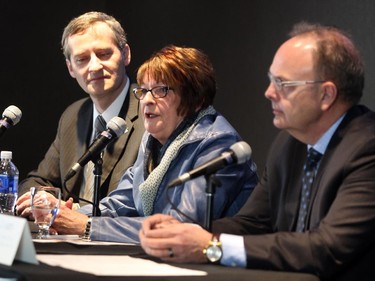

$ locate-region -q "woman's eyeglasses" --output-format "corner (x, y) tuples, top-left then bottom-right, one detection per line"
(133, 86), (173, 100)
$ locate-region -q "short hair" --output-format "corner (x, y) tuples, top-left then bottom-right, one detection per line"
(289, 21), (364, 105)
(136, 45), (216, 117)
(61, 11), (127, 60)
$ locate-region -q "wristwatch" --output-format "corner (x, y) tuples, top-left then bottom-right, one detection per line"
(203, 234), (222, 263)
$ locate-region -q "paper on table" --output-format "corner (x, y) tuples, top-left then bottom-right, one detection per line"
(33, 236), (134, 246)
(32, 235), (81, 242)
(37, 254), (207, 276)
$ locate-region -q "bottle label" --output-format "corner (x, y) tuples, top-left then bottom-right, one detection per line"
(0, 175), (18, 193)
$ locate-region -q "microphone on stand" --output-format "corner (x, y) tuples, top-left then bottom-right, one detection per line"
(0, 105), (22, 138)
(165, 141), (252, 231)
(167, 141), (252, 188)
(64, 116), (127, 182)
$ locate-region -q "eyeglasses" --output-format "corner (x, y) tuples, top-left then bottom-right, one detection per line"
(132, 86), (173, 100)
(267, 72), (326, 92)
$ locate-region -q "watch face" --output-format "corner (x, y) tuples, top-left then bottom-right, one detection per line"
(206, 245), (222, 262)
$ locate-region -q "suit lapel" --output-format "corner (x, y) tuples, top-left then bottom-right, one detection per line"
(304, 105), (366, 229)
(66, 99), (93, 198)
(286, 142), (307, 230)
(101, 84), (140, 185)
(305, 105), (364, 228)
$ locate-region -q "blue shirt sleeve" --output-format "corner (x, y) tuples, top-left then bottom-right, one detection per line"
(220, 233), (246, 267)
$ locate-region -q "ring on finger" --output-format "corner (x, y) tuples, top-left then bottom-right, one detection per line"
(168, 248), (174, 258)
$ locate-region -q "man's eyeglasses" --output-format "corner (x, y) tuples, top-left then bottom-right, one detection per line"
(132, 86), (173, 100)
(267, 72), (326, 92)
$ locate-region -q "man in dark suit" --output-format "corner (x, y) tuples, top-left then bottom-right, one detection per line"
(17, 12), (144, 206)
(139, 22), (375, 281)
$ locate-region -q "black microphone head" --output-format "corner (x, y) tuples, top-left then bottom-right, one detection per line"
(107, 117), (127, 137)
(230, 141), (252, 164)
(2, 105), (22, 125)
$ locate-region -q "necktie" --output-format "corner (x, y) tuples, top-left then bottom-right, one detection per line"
(296, 148), (322, 232)
(94, 115), (107, 138)
(82, 115), (107, 202)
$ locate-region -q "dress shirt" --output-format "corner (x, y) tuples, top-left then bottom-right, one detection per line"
(91, 78), (129, 142)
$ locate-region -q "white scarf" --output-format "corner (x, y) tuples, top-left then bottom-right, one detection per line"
(139, 106), (216, 215)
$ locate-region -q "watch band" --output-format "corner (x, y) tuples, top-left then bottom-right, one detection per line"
(210, 234), (221, 245)
(82, 217), (92, 241)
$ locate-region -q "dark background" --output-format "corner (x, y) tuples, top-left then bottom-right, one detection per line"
(1, 0), (375, 180)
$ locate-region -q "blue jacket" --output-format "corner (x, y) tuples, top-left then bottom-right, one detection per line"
(79, 111), (258, 243)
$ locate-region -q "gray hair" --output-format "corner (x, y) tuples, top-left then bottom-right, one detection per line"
(61, 11), (127, 59)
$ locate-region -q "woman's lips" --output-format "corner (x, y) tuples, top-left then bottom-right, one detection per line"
(145, 112), (158, 118)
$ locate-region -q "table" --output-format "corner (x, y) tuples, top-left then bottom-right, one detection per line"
(0, 238), (320, 281)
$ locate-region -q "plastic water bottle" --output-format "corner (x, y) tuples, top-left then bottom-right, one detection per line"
(0, 151), (19, 215)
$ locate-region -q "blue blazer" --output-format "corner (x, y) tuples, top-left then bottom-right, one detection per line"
(79, 111), (258, 243)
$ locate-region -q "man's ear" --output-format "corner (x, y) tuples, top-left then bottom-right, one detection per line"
(123, 44), (131, 66)
(321, 81), (337, 111)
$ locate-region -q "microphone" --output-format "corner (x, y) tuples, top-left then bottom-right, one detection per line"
(64, 116), (127, 182)
(0, 105), (22, 137)
(167, 141), (252, 188)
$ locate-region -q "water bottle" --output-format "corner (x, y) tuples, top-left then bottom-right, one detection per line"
(0, 151), (19, 215)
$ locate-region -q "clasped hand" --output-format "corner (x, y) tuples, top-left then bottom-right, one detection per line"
(139, 214), (212, 263)
(16, 189), (73, 218)
(16, 189), (88, 236)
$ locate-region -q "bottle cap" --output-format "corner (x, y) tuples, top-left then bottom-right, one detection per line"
(0, 151), (12, 159)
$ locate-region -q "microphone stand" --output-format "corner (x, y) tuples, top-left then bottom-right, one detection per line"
(92, 153), (103, 217)
(204, 174), (221, 231)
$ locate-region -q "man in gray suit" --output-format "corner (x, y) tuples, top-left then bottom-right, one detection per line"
(139, 22), (375, 281)
(17, 12), (144, 206)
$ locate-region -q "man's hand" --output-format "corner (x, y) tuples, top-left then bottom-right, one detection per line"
(52, 203), (88, 236)
(15, 191), (34, 218)
(16, 188), (73, 219)
(140, 214), (212, 263)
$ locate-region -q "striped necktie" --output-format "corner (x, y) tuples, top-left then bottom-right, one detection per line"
(82, 115), (107, 203)
(94, 115), (107, 138)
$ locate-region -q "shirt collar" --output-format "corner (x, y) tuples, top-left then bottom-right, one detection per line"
(92, 77), (129, 126)
(309, 113), (346, 155)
